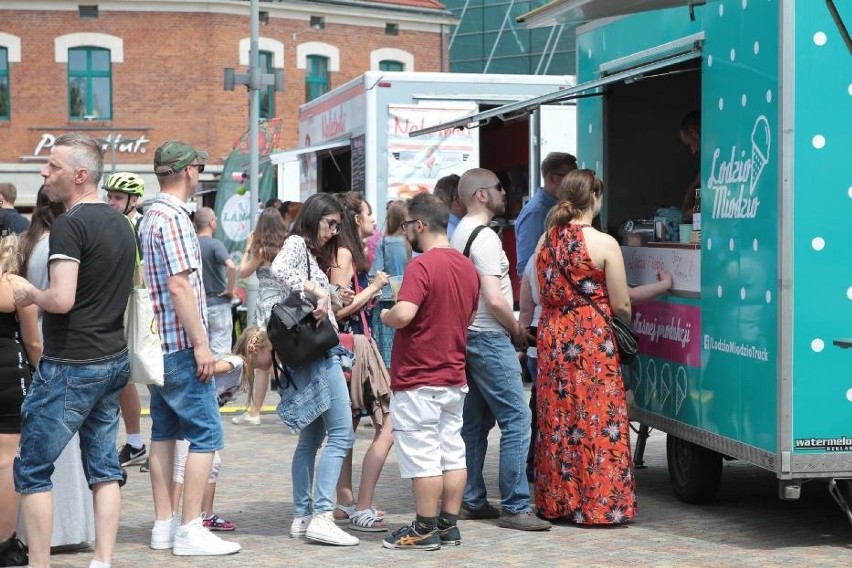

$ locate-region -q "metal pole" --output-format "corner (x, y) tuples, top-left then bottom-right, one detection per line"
(245, 0), (261, 325)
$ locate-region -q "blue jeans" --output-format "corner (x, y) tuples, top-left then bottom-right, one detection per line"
(463, 330), (532, 514)
(149, 349), (224, 452)
(206, 301), (233, 357)
(288, 349), (355, 517)
(14, 352), (130, 493)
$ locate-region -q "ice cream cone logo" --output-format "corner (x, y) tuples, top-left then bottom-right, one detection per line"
(749, 115), (770, 195)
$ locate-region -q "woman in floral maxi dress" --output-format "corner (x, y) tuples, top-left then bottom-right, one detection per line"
(534, 169), (636, 525)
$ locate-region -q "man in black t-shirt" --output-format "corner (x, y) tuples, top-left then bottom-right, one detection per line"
(9, 133), (135, 568)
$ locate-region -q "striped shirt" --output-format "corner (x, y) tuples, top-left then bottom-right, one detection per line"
(138, 192), (208, 353)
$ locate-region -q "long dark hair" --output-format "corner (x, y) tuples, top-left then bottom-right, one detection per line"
(334, 192), (370, 273)
(290, 193), (342, 269)
(20, 186), (65, 277)
(252, 207), (288, 262)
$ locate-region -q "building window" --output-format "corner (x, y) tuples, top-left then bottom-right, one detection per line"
(305, 55), (329, 102)
(379, 60), (404, 72)
(68, 46), (112, 120)
(0, 48), (9, 119)
(259, 50), (275, 119)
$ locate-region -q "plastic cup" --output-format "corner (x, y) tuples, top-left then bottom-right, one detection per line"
(679, 224), (692, 243)
(388, 276), (403, 302)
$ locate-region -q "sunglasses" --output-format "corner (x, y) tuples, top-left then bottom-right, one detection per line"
(321, 217), (340, 233)
(188, 163), (206, 173)
(477, 182), (503, 192)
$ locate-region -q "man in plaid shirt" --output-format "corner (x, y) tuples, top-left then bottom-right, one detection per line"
(138, 141), (240, 557)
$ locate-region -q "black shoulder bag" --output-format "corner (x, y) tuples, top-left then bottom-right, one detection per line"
(546, 243), (638, 365)
(462, 225), (488, 258)
(267, 242), (340, 376)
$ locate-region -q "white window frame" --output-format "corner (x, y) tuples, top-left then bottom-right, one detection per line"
(0, 33), (22, 63)
(238, 37), (285, 67)
(55, 33), (124, 63)
(370, 48), (414, 72)
(296, 42), (340, 72)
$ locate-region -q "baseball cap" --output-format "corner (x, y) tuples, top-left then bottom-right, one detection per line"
(153, 141), (209, 175)
(0, 211), (15, 237)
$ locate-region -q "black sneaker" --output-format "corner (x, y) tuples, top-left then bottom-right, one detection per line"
(382, 523), (440, 551)
(0, 533), (28, 566)
(118, 443), (147, 467)
(497, 510), (552, 531)
(458, 502), (500, 520)
(438, 524), (461, 546)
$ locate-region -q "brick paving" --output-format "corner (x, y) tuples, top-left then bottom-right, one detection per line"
(45, 385), (852, 567)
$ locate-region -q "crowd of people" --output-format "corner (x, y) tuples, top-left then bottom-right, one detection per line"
(0, 137), (675, 566)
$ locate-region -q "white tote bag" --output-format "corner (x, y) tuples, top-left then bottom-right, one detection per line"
(125, 264), (164, 386)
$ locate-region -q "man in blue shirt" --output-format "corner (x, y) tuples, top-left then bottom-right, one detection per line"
(513, 152), (577, 278)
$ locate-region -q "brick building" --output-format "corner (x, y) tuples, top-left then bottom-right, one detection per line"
(0, 0), (454, 205)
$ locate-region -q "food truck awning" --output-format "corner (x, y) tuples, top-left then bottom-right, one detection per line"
(269, 138), (351, 165)
(409, 36), (702, 138)
(516, 0), (690, 29)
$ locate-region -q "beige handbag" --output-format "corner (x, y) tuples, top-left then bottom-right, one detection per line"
(124, 227), (164, 386)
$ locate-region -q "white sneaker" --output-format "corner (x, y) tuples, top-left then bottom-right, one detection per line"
(290, 515), (311, 538)
(232, 412), (261, 425)
(172, 516), (241, 556)
(305, 511), (359, 546)
(150, 515), (179, 550)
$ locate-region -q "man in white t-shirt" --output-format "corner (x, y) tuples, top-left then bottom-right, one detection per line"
(449, 168), (551, 532)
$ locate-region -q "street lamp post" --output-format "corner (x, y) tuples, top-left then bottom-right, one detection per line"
(224, 0), (283, 324)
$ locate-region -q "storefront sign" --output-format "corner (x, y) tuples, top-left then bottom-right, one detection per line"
(707, 115), (769, 220)
(32, 132), (151, 157)
(386, 104), (478, 200)
(633, 301), (701, 368)
(299, 82), (366, 145)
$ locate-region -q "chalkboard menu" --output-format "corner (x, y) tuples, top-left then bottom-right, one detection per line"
(350, 134), (366, 193)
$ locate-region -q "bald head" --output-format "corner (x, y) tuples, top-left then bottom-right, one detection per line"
(194, 206), (216, 232)
(458, 168), (499, 207)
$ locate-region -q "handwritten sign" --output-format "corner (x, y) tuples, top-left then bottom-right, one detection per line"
(621, 246), (700, 294)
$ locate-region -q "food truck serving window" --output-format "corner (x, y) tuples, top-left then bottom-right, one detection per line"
(409, 44), (703, 139)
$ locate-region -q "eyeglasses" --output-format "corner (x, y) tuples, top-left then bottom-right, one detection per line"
(188, 163), (206, 174)
(400, 219), (425, 231)
(321, 217), (340, 234)
(477, 182), (503, 193)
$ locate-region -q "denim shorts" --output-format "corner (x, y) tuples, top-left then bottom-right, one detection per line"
(149, 349), (224, 452)
(14, 352), (130, 494)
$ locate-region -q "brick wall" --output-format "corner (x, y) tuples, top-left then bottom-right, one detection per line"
(0, 6), (447, 204)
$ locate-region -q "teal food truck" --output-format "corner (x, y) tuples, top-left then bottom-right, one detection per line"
(418, 0), (852, 511)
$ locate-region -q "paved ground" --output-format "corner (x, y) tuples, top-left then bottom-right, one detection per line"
(46, 384), (852, 567)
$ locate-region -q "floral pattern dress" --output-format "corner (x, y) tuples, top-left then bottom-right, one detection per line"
(534, 224), (636, 525)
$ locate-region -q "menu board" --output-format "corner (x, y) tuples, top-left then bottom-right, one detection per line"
(350, 134), (366, 194)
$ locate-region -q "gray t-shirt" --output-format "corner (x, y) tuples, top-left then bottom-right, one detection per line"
(199, 236), (230, 306)
(450, 216), (513, 331)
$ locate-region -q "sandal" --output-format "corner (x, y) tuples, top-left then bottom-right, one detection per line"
(203, 514), (236, 531)
(348, 508), (388, 532)
(333, 503), (356, 524)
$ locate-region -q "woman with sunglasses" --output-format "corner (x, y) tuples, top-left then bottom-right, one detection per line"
(269, 193), (358, 546)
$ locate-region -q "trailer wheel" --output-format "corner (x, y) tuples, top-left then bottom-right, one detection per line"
(666, 434), (723, 504)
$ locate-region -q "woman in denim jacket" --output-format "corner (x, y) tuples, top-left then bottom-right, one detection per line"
(270, 194), (358, 547)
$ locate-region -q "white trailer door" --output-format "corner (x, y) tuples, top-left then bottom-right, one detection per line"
(530, 104), (577, 196)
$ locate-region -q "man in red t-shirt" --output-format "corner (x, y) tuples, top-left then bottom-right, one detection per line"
(379, 194), (479, 551)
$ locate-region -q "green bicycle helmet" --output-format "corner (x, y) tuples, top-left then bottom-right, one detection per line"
(103, 172), (145, 197)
